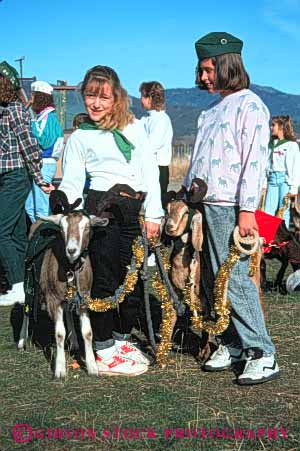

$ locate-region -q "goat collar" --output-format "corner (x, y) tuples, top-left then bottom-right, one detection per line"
(66, 248), (89, 282)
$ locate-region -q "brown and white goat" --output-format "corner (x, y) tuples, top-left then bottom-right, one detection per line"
(18, 193), (109, 378)
(164, 182), (264, 361)
(40, 210), (108, 378)
(164, 196), (210, 360)
(163, 179), (211, 359)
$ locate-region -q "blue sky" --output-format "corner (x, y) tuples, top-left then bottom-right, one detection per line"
(1, 0), (300, 96)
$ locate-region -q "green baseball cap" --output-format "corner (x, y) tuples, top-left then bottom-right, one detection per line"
(0, 61), (20, 90)
(195, 32), (243, 61)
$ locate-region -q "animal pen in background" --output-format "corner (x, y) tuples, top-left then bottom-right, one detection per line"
(171, 137), (194, 181)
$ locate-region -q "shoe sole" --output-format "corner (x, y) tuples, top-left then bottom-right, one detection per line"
(120, 356), (150, 366)
(237, 371), (280, 385)
(202, 365), (231, 372)
(98, 367), (148, 377)
(203, 360), (246, 372)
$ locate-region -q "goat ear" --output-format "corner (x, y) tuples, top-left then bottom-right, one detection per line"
(90, 215), (109, 227)
(188, 178), (208, 204)
(191, 211), (203, 251)
(38, 214), (64, 225)
(165, 190), (177, 206)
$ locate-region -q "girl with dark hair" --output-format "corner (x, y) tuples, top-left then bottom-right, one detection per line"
(0, 62), (54, 307)
(139, 81), (173, 207)
(25, 81), (64, 222)
(58, 65), (163, 376)
(185, 33), (278, 385)
(264, 116), (300, 225)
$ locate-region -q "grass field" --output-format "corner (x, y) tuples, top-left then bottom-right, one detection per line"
(0, 258), (299, 451)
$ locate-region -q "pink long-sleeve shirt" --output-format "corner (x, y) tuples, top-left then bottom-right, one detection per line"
(184, 89), (270, 212)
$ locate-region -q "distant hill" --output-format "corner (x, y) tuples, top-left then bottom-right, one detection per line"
(60, 84), (300, 138)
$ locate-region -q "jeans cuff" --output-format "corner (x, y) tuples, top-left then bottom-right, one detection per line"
(95, 339), (115, 350)
(112, 331), (131, 341)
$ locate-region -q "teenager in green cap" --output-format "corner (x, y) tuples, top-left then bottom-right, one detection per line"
(55, 65), (163, 376)
(184, 32), (279, 385)
(0, 61), (54, 306)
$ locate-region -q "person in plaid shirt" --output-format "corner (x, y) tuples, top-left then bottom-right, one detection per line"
(0, 61), (54, 307)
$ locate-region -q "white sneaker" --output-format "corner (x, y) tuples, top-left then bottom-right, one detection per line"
(238, 354), (280, 385)
(96, 349), (148, 376)
(203, 344), (246, 371)
(147, 254), (156, 267)
(0, 282), (25, 306)
(115, 340), (150, 365)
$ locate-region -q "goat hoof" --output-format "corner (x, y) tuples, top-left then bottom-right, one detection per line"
(17, 339), (25, 350)
(87, 364), (99, 376)
(55, 368), (67, 379)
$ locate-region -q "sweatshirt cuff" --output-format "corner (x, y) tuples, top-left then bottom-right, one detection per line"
(145, 217), (162, 224)
(34, 174), (44, 186)
(290, 186), (298, 195)
(239, 206), (256, 213)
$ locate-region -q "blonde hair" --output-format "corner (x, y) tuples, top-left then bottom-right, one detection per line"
(272, 115), (296, 141)
(81, 66), (134, 130)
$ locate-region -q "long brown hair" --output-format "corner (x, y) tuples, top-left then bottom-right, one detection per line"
(272, 115), (296, 141)
(31, 91), (55, 114)
(196, 53), (250, 91)
(81, 66), (134, 130)
(139, 81), (165, 111)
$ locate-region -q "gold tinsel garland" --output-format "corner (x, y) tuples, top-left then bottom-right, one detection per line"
(248, 251), (259, 277)
(66, 238), (144, 312)
(276, 194), (290, 218)
(184, 245), (241, 335)
(151, 246), (176, 367)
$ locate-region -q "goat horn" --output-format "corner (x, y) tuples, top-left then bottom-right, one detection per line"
(175, 187), (188, 201)
(110, 183), (137, 197)
(69, 198), (82, 211)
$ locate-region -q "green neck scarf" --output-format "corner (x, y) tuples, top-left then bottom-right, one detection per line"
(79, 121), (134, 162)
(270, 138), (288, 150)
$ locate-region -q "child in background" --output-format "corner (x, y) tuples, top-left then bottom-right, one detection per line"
(25, 81), (64, 222)
(264, 116), (300, 226)
(139, 81), (173, 208)
(140, 82), (173, 266)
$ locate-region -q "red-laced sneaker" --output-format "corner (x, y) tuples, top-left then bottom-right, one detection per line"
(115, 341), (150, 365)
(95, 351), (148, 376)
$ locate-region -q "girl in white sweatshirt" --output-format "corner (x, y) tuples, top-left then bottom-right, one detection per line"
(265, 115), (300, 226)
(59, 66), (163, 376)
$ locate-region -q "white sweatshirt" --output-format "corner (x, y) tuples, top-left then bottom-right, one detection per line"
(269, 140), (300, 194)
(59, 119), (164, 221)
(141, 110), (173, 166)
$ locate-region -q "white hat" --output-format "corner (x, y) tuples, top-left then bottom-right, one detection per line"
(286, 269), (300, 293)
(31, 80), (53, 95)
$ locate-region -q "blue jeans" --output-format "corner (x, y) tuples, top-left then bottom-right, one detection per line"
(265, 171), (290, 226)
(201, 205), (275, 355)
(25, 162), (56, 223)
